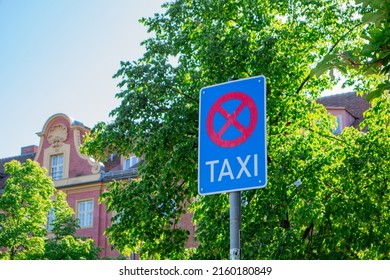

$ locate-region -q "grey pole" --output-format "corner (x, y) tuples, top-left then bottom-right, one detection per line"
(228, 77), (242, 260)
(230, 191), (241, 260)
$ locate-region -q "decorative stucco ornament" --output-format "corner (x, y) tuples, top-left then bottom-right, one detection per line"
(48, 124), (68, 149)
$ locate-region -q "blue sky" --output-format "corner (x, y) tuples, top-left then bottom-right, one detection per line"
(0, 0), (165, 158)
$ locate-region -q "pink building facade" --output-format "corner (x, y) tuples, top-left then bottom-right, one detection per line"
(33, 113), (120, 258)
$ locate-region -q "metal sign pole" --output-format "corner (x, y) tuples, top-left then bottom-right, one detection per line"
(228, 77), (241, 261)
(230, 191), (241, 260)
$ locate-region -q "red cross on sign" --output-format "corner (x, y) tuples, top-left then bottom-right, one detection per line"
(206, 91), (258, 148)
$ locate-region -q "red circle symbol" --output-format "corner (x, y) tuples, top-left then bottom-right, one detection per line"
(206, 91), (258, 148)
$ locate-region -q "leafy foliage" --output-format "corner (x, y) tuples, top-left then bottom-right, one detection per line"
(49, 191), (79, 238)
(312, 0), (390, 100)
(0, 160), (101, 260)
(44, 236), (100, 260)
(0, 160), (54, 260)
(82, 0), (389, 259)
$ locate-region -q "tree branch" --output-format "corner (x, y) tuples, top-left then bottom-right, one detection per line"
(296, 22), (363, 95)
(175, 87), (198, 104)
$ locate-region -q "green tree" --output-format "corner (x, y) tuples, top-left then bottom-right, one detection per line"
(0, 159), (54, 260)
(49, 191), (79, 239)
(82, 0), (389, 259)
(0, 160), (101, 260)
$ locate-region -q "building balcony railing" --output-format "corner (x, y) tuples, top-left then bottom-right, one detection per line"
(101, 167), (138, 181)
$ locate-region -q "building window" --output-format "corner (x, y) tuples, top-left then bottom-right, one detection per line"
(78, 200), (93, 228)
(51, 154), (64, 180)
(334, 115), (342, 134)
(124, 156), (139, 170)
(47, 208), (56, 231)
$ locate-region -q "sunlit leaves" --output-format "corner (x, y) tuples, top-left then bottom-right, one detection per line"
(0, 160), (54, 259)
(311, 0), (390, 100)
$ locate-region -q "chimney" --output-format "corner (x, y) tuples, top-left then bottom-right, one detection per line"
(21, 145), (38, 156)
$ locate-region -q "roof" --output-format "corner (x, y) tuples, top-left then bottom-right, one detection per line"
(0, 153), (36, 192)
(317, 92), (371, 128)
